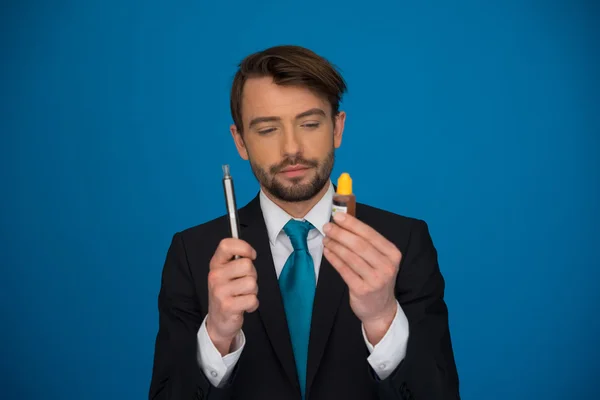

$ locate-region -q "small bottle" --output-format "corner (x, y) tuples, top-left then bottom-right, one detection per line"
(332, 172), (356, 218)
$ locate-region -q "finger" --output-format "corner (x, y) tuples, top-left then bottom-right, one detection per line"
(231, 294), (259, 314)
(324, 224), (390, 272)
(227, 275), (258, 297)
(219, 258), (257, 281)
(212, 238), (257, 265)
(331, 213), (400, 261)
(323, 246), (365, 292)
(323, 237), (378, 286)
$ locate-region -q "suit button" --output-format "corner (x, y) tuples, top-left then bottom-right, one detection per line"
(404, 385), (413, 400)
(398, 382), (410, 400)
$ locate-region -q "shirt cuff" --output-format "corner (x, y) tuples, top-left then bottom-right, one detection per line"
(361, 301), (409, 380)
(196, 315), (245, 387)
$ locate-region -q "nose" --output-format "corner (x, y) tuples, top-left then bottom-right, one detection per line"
(281, 127), (302, 157)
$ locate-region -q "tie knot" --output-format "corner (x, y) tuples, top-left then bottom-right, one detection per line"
(283, 219), (313, 251)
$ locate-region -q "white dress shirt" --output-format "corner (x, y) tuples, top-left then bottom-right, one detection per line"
(196, 181), (409, 387)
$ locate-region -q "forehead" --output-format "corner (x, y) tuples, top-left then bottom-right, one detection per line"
(241, 76), (330, 120)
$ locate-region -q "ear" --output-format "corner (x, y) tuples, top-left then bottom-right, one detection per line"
(230, 124), (249, 160)
(333, 111), (346, 149)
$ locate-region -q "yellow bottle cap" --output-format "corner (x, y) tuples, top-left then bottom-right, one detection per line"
(337, 173), (353, 195)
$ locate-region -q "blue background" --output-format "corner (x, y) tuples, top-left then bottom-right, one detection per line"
(1, 1), (599, 399)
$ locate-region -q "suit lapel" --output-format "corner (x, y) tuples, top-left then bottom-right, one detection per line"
(305, 253), (346, 396)
(306, 204), (366, 396)
(238, 194), (300, 393)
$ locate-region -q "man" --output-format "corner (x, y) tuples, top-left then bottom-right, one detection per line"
(148, 45), (460, 400)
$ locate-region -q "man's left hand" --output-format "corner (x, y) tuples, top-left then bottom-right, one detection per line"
(323, 212), (402, 345)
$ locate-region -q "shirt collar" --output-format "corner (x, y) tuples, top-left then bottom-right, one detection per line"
(259, 181), (334, 244)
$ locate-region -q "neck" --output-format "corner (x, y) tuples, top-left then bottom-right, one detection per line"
(262, 181), (331, 219)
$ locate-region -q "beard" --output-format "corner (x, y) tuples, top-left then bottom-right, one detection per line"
(249, 148), (335, 203)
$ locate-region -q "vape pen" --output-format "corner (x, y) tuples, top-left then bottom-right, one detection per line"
(222, 164), (241, 259)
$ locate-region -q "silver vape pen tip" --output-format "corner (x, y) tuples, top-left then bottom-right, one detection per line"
(222, 164), (231, 178)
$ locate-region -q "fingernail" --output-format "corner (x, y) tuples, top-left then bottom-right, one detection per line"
(333, 212), (346, 222)
(323, 223), (332, 233)
(253, 249), (257, 259)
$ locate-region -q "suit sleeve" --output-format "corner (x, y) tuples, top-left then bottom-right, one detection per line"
(148, 233), (237, 400)
(196, 315), (245, 387)
(362, 300), (409, 380)
(375, 220), (460, 400)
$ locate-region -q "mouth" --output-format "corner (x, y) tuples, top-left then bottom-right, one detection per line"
(281, 164), (310, 172)
(279, 165), (312, 178)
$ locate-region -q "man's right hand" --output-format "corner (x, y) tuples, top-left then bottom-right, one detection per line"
(206, 238), (259, 356)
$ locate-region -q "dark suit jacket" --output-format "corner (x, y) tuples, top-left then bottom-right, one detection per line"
(149, 192), (460, 400)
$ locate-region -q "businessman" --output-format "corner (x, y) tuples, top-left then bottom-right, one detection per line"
(149, 45), (460, 400)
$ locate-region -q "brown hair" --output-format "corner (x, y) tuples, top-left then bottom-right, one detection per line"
(230, 45), (347, 134)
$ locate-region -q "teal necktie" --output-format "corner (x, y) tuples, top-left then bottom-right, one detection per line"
(279, 219), (316, 399)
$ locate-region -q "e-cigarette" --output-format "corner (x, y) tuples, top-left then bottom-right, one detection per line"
(222, 165), (241, 259)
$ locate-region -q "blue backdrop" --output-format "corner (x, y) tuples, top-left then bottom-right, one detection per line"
(1, 1), (598, 399)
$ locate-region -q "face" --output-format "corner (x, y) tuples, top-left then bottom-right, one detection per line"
(230, 76), (345, 202)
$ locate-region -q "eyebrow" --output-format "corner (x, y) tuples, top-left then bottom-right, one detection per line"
(248, 108), (327, 130)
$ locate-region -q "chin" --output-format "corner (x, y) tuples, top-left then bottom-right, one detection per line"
(279, 175), (312, 186)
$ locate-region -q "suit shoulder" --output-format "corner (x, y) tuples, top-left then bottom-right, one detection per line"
(356, 202), (425, 227)
(356, 202), (432, 243)
(174, 213), (230, 247)
(356, 203), (434, 257)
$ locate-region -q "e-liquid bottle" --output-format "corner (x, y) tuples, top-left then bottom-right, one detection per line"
(332, 172), (356, 217)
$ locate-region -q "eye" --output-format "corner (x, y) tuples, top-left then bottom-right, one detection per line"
(257, 127), (277, 135)
(302, 122), (320, 129)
